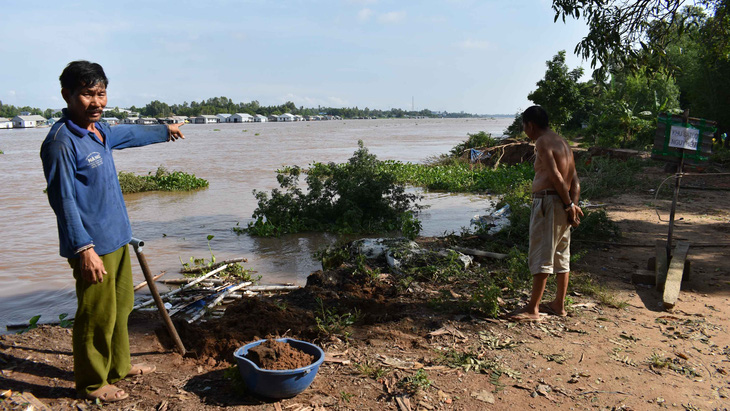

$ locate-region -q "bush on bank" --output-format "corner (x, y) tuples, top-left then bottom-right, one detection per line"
(118, 166), (209, 194)
(243, 141), (421, 237)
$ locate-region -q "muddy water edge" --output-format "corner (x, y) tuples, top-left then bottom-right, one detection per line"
(0, 117), (511, 330)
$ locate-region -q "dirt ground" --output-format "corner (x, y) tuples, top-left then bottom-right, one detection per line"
(2, 165), (729, 411)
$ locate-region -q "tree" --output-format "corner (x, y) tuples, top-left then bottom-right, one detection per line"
(527, 51), (584, 130)
(552, 0), (727, 75)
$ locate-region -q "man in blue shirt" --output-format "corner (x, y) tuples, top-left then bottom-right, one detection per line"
(40, 61), (185, 403)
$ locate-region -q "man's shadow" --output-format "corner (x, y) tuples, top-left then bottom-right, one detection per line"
(0, 349), (75, 400)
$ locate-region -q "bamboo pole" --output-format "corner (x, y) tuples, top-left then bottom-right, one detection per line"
(133, 272), (166, 291)
(133, 263), (229, 310)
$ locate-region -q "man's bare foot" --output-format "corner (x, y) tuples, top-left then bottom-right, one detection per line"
(539, 303), (567, 317)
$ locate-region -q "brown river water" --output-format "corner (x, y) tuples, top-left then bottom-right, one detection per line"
(0, 117), (511, 330)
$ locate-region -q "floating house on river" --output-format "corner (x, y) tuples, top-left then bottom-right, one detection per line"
(12, 115), (46, 128)
(137, 117), (158, 125)
(193, 115), (219, 124)
(229, 113), (254, 123)
(277, 113), (295, 122)
(254, 114), (267, 122)
(0, 117), (12, 129)
(101, 117), (119, 125)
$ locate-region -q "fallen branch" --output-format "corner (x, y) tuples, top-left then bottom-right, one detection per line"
(452, 246), (508, 260)
(578, 390), (632, 396)
(246, 284), (300, 292)
(133, 272), (166, 291)
(159, 278), (225, 286)
(574, 240), (730, 248)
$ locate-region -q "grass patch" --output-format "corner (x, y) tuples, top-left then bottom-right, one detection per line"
(314, 297), (361, 340)
(380, 161), (534, 194)
(576, 155), (650, 199)
(397, 369), (431, 394)
(118, 166), (208, 194)
(570, 272), (628, 309)
(356, 361), (390, 379)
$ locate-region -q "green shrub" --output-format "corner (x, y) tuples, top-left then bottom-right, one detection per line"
(244, 141), (421, 237)
(449, 131), (499, 157)
(118, 166), (208, 194)
(711, 144), (730, 166)
(572, 209), (621, 241)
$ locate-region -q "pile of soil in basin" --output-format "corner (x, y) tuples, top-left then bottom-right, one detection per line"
(245, 339), (314, 370)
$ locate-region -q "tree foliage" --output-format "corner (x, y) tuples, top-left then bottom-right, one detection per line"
(552, 0), (729, 136)
(244, 141), (421, 237)
(527, 51), (585, 130)
(551, 0), (725, 73)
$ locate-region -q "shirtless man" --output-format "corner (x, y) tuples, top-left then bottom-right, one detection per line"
(508, 105), (583, 322)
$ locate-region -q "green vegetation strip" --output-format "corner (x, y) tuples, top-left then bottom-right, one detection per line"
(118, 166), (208, 194)
(380, 161), (534, 194)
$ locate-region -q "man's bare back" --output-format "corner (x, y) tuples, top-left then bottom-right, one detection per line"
(524, 121), (582, 227)
(533, 130), (575, 195)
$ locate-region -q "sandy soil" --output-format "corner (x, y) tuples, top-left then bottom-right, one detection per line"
(1, 164), (729, 411)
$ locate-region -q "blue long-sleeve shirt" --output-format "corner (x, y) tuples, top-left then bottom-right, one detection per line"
(41, 116), (169, 258)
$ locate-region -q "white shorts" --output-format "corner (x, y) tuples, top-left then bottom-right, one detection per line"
(528, 195), (571, 275)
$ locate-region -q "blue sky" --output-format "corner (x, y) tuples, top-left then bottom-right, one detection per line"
(0, 0), (590, 114)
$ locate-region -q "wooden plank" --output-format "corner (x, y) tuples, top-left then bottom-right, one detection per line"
(655, 240), (668, 292)
(663, 241), (690, 310)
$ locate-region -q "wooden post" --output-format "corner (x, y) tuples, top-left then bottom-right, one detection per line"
(666, 109), (690, 259)
(655, 240), (669, 291)
(130, 238), (187, 355)
(663, 241), (690, 310)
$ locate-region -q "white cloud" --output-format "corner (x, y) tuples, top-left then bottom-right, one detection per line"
(357, 8), (373, 22)
(327, 96), (348, 106)
(281, 93), (319, 106)
(457, 39), (491, 50)
(378, 11), (406, 24)
(8, 90), (16, 96)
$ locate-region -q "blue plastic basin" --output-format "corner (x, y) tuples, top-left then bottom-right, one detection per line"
(233, 338), (325, 399)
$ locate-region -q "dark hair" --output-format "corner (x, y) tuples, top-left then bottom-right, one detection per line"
(522, 105), (549, 129)
(59, 61), (108, 93)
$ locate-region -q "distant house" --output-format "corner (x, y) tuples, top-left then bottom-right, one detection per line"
(216, 114), (231, 123)
(0, 117), (12, 129)
(193, 115), (219, 124)
(254, 114), (268, 123)
(137, 117), (157, 125)
(267, 115), (278, 122)
(12, 115), (46, 128)
(101, 117), (119, 125)
(46, 117), (59, 126)
(277, 113), (296, 122)
(123, 117), (139, 124)
(229, 113), (253, 123)
(293, 115), (305, 122)
(173, 116), (188, 124)
(19, 111), (32, 116)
